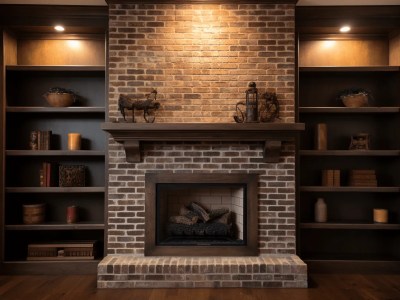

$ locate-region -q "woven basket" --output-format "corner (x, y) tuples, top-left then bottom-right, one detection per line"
(341, 93), (369, 108)
(23, 203), (45, 224)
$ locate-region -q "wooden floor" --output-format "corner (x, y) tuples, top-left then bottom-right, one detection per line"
(0, 274), (399, 300)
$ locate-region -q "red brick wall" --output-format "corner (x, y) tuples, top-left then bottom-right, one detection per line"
(108, 3), (295, 123)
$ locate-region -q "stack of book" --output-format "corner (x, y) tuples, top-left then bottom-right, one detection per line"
(349, 169), (377, 187)
(30, 130), (52, 150)
(322, 169), (340, 186)
(39, 162), (56, 187)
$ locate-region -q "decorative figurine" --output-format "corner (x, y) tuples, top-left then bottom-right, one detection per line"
(118, 89), (160, 123)
(234, 82), (259, 123)
(259, 91), (280, 122)
(349, 133), (370, 150)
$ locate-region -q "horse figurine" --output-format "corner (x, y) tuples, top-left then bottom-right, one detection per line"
(118, 89), (160, 123)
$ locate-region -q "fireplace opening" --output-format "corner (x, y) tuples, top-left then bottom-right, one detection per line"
(145, 173), (258, 256)
(156, 183), (247, 247)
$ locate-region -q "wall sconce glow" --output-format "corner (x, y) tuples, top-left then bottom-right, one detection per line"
(67, 40), (81, 49)
(339, 26), (351, 33)
(54, 25), (65, 32)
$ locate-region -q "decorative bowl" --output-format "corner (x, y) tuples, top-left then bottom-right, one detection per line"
(340, 93), (369, 108)
(43, 92), (75, 107)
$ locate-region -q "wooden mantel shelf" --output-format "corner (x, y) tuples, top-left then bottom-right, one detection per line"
(101, 122), (304, 163)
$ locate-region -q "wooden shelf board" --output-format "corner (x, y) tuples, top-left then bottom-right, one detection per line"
(27, 256), (95, 261)
(300, 222), (400, 230)
(4, 259), (101, 264)
(6, 150), (105, 156)
(1, 260), (100, 275)
(299, 107), (400, 113)
(300, 150), (400, 156)
(6, 106), (105, 113)
(6, 65), (105, 71)
(5, 223), (105, 230)
(300, 186), (400, 193)
(299, 66), (400, 72)
(5, 187), (105, 193)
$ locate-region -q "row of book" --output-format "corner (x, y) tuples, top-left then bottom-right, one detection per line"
(40, 163), (86, 187)
(39, 162), (56, 187)
(321, 169), (340, 187)
(321, 169), (377, 187)
(349, 169), (377, 187)
(30, 130), (52, 150)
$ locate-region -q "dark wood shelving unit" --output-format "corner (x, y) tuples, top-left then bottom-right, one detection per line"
(0, 22), (107, 274)
(300, 186), (400, 193)
(6, 65), (105, 71)
(299, 107), (400, 113)
(6, 150), (105, 156)
(5, 223), (105, 231)
(300, 150), (400, 156)
(299, 66), (400, 72)
(5, 187), (105, 193)
(297, 11), (400, 271)
(6, 107), (105, 113)
(300, 222), (400, 230)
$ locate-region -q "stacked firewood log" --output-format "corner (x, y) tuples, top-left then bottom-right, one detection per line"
(168, 202), (232, 237)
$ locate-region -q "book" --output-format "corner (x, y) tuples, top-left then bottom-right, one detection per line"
(322, 170), (334, 186)
(46, 162), (51, 187)
(333, 170), (340, 186)
(39, 167), (45, 187)
(36, 130), (52, 150)
(39, 162), (56, 187)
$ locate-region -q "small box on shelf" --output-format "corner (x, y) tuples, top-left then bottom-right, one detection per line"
(59, 165), (86, 187)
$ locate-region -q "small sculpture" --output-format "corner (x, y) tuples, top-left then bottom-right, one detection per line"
(349, 133), (370, 150)
(259, 92), (280, 122)
(233, 101), (246, 123)
(118, 89), (160, 123)
(233, 88), (280, 123)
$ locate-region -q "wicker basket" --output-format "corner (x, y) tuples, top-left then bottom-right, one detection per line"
(23, 203), (45, 224)
(341, 93), (369, 108)
(43, 92), (75, 107)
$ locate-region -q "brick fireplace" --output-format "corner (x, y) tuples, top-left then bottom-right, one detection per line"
(98, 1), (307, 288)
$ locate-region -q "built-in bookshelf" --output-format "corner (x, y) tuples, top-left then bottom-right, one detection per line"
(0, 10), (107, 274)
(296, 6), (400, 272)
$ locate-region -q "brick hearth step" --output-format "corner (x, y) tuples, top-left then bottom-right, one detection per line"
(97, 255), (307, 288)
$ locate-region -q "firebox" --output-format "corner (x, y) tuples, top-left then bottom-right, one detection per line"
(145, 173), (259, 256)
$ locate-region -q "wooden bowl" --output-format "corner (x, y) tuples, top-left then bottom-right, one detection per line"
(341, 93), (369, 107)
(44, 92), (75, 107)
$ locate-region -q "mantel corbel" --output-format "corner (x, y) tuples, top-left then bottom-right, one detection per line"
(101, 123), (304, 163)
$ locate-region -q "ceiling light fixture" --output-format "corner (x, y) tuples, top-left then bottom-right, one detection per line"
(339, 26), (351, 33)
(54, 25), (65, 32)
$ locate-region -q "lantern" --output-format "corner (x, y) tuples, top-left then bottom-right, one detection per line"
(245, 82), (258, 122)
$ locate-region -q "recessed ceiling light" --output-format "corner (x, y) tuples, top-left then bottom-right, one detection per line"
(54, 25), (65, 32)
(339, 26), (351, 33)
